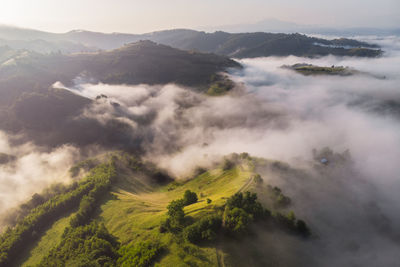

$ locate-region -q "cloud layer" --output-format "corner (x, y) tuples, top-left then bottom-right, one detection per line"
(1, 35), (399, 265)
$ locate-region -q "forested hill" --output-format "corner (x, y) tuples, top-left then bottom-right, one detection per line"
(0, 41), (239, 147)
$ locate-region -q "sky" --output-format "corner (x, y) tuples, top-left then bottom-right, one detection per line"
(0, 0), (399, 33)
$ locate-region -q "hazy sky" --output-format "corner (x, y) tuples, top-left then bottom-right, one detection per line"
(0, 0), (399, 33)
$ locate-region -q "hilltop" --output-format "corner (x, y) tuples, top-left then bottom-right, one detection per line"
(0, 41), (239, 147)
(0, 152), (311, 267)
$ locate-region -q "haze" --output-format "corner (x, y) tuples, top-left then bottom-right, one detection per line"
(0, 0), (399, 33)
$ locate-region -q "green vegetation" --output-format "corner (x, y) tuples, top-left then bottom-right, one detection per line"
(267, 185), (292, 208)
(69, 159), (99, 177)
(22, 213), (75, 267)
(272, 211), (311, 237)
(206, 76), (235, 96)
(117, 241), (163, 267)
(161, 187), (309, 248)
(283, 63), (355, 76)
(223, 192), (264, 235)
(183, 190), (198, 206)
(1, 153), (311, 266)
(0, 162), (116, 267)
(38, 222), (120, 267)
(183, 215), (222, 243)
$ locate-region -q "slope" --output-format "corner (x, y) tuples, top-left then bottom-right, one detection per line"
(7, 152), (309, 267)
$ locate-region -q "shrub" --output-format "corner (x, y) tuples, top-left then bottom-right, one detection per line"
(183, 215), (222, 243)
(117, 241), (162, 267)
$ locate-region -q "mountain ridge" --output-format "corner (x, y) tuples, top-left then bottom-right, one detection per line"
(0, 25), (382, 57)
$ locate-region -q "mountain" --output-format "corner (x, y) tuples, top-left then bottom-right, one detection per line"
(202, 18), (400, 37)
(0, 25), (382, 57)
(59, 29), (384, 58)
(0, 38), (96, 54)
(0, 41), (239, 147)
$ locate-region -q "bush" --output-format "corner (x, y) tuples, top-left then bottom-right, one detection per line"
(117, 241), (162, 267)
(183, 190), (198, 206)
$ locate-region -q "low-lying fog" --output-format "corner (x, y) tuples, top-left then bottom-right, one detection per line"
(1, 36), (399, 266)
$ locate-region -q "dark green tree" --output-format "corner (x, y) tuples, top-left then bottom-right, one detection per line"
(166, 199), (185, 229)
(183, 190), (198, 206)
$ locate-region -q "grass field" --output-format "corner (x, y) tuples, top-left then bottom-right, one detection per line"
(97, 161), (255, 266)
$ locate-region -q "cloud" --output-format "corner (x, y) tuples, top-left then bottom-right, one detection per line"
(0, 132), (79, 225)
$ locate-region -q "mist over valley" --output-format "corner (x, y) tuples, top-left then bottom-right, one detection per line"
(0, 3), (399, 266)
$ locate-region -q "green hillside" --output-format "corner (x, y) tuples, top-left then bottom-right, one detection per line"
(0, 152), (310, 267)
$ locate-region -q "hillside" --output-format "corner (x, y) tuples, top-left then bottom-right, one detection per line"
(0, 41), (239, 147)
(1, 152), (310, 267)
(0, 26), (382, 58)
(140, 30), (382, 58)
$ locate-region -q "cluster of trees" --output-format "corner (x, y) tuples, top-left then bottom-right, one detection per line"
(38, 222), (120, 267)
(272, 211), (310, 237)
(223, 192), (265, 235)
(159, 191), (310, 247)
(224, 192), (309, 237)
(160, 190), (198, 232)
(0, 162), (117, 267)
(1, 183), (77, 227)
(69, 159), (98, 177)
(267, 185), (292, 208)
(160, 191), (222, 244)
(70, 164), (116, 227)
(183, 215), (222, 243)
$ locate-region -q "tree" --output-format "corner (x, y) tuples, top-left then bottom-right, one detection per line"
(184, 215), (222, 243)
(222, 159), (234, 170)
(223, 207), (251, 235)
(166, 199), (185, 229)
(183, 190), (198, 206)
(296, 220), (311, 237)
